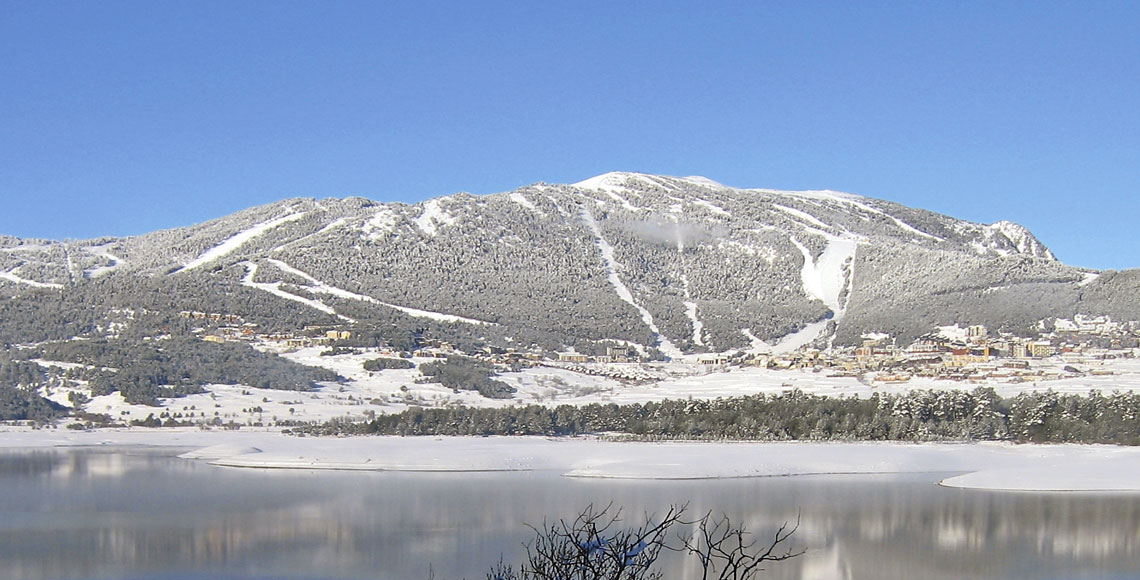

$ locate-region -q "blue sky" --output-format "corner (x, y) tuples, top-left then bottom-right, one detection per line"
(1, 1), (1137, 270)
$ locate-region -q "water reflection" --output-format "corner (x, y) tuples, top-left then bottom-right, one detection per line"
(0, 449), (1137, 580)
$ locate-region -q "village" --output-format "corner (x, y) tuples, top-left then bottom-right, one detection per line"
(182, 310), (1140, 387)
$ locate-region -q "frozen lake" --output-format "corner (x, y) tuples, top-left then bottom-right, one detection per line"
(1, 447), (1138, 580)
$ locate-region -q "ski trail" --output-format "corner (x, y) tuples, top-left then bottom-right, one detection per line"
(84, 246), (125, 278)
(173, 213), (305, 274)
(777, 232), (860, 352)
(265, 259), (494, 326)
(239, 262), (355, 323)
(680, 275), (704, 348)
(0, 269), (64, 289)
(581, 208), (683, 359)
(771, 204), (830, 230)
(274, 217), (349, 251)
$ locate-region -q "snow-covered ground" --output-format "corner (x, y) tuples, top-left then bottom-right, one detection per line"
(173, 212), (305, 273)
(1, 428), (1138, 492)
(580, 207), (683, 358)
(21, 344), (1140, 492)
(35, 344), (1140, 431)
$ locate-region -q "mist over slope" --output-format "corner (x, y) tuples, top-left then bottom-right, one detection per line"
(1, 172), (1133, 354)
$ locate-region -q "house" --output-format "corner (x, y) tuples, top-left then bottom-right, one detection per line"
(558, 352), (590, 363)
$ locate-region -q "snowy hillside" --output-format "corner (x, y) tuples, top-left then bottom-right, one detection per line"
(1, 172), (1132, 355)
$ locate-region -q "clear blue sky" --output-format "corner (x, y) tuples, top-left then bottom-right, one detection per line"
(2, 1), (1138, 270)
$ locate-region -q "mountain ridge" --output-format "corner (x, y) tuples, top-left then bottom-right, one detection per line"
(1, 172), (1134, 356)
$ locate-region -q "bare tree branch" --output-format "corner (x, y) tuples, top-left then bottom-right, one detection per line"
(475, 504), (802, 580)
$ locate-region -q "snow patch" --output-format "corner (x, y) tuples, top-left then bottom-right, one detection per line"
(414, 199), (456, 236)
(173, 213), (305, 274)
(741, 329), (773, 353)
(1078, 272), (1100, 287)
(987, 220), (1055, 259)
(680, 175), (726, 188)
(361, 207), (399, 240)
(509, 192), (540, 212)
(574, 172), (625, 191)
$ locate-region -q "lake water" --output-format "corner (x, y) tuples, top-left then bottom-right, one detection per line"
(1, 447), (1138, 580)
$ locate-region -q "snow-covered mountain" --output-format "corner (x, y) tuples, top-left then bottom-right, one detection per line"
(1, 172), (1135, 353)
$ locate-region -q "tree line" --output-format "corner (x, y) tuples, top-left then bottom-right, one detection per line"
(295, 387), (1140, 445)
(24, 337), (343, 406)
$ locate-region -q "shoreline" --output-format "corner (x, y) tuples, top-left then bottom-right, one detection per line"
(3, 427), (1140, 492)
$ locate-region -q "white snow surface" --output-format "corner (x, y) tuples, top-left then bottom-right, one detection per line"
(239, 261), (352, 321)
(777, 231), (857, 351)
(680, 175), (726, 188)
(83, 246), (125, 278)
(691, 199), (730, 216)
(770, 190), (943, 242)
(414, 199), (456, 236)
(174, 212), (305, 273)
(679, 273), (705, 347)
(580, 208), (683, 359)
(771, 204), (830, 230)
(0, 270), (64, 289)
(273, 217), (351, 252)
(361, 208), (398, 239)
(684, 301), (704, 347)
(508, 192), (540, 212)
(741, 328), (774, 353)
(17, 345), (1140, 491)
(1, 428), (1139, 491)
(936, 324), (969, 342)
(988, 220), (1056, 260)
(265, 259), (494, 326)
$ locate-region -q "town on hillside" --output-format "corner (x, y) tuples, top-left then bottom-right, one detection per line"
(183, 310), (1140, 385)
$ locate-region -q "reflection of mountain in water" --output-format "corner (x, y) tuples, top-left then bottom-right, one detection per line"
(1, 453), (1139, 580)
(798, 542), (853, 580)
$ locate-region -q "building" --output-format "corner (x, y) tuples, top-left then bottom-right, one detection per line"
(1028, 341), (1055, 358)
(697, 354), (729, 365)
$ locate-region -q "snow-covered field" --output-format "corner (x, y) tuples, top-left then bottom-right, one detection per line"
(1, 428), (1139, 493)
(34, 344), (1140, 433)
(18, 346), (1140, 493)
